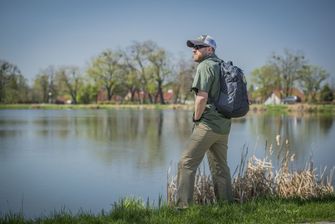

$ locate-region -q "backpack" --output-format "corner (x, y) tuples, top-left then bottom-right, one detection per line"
(214, 60), (249, 118)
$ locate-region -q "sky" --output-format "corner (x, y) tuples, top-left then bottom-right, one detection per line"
(1, 0), (335, 84)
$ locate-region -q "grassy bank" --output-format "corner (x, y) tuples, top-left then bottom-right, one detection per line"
(250, 103), (335, 114)
(0, 103), (335, 113)
(0, 103), (193, 111)
(1, 196), (335, 224)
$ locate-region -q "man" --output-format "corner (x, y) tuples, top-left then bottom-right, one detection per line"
(176, 35), (233, 208)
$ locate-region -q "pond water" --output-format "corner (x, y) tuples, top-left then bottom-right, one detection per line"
(0, 109), (334, 217)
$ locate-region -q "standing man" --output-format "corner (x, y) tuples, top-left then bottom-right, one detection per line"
(176, 35), (233, 208)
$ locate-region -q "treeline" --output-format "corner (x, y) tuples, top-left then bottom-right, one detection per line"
(1, 44), (334, 105)
(0, 61), (30, 103)
(0, 41), (195, 104)
(249, 49), (334, 103)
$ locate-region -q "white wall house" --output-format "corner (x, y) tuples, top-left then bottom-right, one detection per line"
(264, 92), (282, 105)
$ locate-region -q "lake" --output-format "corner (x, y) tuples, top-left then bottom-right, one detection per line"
(0, 109), (334, 217)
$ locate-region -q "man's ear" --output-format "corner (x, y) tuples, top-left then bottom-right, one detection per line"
(206, 47), (214, 54)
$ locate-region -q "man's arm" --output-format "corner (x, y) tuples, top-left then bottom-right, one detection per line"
(193, 90), (208, 121)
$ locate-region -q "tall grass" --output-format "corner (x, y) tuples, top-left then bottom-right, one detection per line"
(167, 135), (334, 205)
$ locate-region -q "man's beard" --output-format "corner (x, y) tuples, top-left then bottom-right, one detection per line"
(193, 54), (204, 62)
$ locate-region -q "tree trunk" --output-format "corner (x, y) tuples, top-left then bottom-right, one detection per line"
(106, 86), (113, 101)
(130, 88), (136, 102)
(147, 92), (153, 104)
(71, 92), (77, 104)
(173, 86), (180, 104)
(157, 79), (165, 104)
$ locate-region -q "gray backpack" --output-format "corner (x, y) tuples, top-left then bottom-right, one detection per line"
(214, 60), (249, 118)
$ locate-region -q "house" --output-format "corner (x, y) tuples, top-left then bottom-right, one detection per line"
(55, 95), (72, 104)
(264, 88), (305, 105)
(264, 91), (282, 105)
(97, 88), (175, 104)
(163, 89), (174, 104)
(289, 88), (305, 102)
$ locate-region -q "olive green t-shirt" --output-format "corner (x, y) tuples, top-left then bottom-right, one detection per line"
(191, 54), (231, 135)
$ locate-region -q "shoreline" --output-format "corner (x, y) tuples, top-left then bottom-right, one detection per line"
(0, 103), (334, 113)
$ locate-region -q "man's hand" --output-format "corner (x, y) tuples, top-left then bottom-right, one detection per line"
(193, 91), (208, 121)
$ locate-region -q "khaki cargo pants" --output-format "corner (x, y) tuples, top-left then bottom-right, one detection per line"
(176, 123), (233, 208)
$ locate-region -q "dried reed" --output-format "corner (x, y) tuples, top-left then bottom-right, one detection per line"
(167, 165), (216, 206)
(167, 136), (334, 205)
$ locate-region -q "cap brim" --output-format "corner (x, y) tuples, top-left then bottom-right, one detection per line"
(186, 40), (210, 48)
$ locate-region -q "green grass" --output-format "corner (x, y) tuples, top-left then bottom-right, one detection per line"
(250, 103), (335, 114)
(0, 103), (192, 111)
(1, 196), (335, 224)
(318, 104), (335, 113)
(265, 104), (288, 112)
(2, 103), (334, 114)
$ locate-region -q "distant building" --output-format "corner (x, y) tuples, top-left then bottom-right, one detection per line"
(264, 88), (305, 105)
(97, 88), (175, 104)
(264, 92), (282, 105)
(55, 96), (71, 104)
(163, 89), (174, 104)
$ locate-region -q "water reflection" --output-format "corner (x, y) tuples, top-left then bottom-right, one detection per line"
(1, 110), (333, 168)
(0, 109), (334, 218)
(61, 110), (170, 170)
(174, 110), (194, 139)
(318, 115), (334, 135)
(245, 112), (334, 169)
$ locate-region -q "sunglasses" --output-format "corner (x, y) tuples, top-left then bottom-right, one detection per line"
(193, 45), (208, 50)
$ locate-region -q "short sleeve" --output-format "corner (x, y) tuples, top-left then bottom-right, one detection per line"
(191, 62), (214, 94)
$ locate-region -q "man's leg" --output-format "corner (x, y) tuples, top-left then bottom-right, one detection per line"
(176, 124), (217, 208)
(207, 134), (233, 202)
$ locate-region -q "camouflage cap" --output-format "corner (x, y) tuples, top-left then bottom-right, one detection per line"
(187, 34), (217, 50)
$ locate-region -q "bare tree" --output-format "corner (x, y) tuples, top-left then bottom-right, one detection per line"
(173, 58), (195, 104)
(121, 48), (143, 103)
(148, 47), (170, 104)
(128, 41), (156, 103)
(270, 49), (306, 97)
(298, 65), (329, 102)
(56, 66), (83, 104)
(32, 66), (57, 103)
(0, 60), (31, 103)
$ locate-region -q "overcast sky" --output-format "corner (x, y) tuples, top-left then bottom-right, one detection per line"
(1, 0), (335, 84)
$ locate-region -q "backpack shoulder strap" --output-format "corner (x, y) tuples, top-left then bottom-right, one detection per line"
(207, 58), (224, 105)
